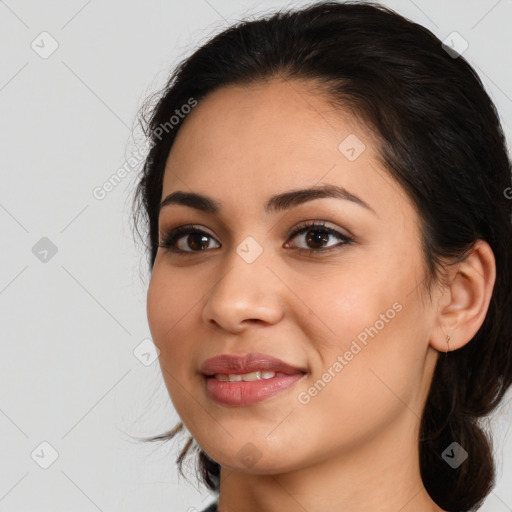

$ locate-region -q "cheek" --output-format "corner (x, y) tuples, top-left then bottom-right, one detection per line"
(298, 268), (394, 351)
(146, 267), (201, 415)
(147, 265), (190, 346)
(146, 266), (202, 386)
(306, 244), (421, 352)
(296, 263), (425, 405)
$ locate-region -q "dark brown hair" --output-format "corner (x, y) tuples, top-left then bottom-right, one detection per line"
(131, 2), (512, 510)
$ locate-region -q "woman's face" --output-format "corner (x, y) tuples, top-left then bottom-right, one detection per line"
(147, 79), (441, 474)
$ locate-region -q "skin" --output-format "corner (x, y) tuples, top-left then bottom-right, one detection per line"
(146, 78), (496, 512)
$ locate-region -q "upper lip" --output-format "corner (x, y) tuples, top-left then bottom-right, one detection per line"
(201, 352), (307, 376)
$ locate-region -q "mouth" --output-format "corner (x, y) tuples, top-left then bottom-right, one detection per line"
(200, 352), (307, 406)
(206, 370), (296, 381)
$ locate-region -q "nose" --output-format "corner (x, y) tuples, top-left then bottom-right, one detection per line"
(201, 248), (284, 333)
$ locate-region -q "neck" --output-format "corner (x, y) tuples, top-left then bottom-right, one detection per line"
(216, 410), (445, 512)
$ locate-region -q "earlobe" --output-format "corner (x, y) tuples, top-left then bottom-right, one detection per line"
(430, 240), (496, 353)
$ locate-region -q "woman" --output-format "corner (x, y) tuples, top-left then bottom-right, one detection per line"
(131, 1), (512, 511)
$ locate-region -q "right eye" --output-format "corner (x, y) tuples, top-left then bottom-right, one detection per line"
(158, 225), (221, 254)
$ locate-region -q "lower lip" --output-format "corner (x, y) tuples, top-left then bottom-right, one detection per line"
(204, 373), (305, 406)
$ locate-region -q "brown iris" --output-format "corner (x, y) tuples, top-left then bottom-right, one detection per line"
(187, 233), (210, 251)
(306, 230), (330, 249)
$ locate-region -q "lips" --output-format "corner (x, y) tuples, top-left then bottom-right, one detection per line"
(200, 352), (307, 406)
(200, 352), (307, 377)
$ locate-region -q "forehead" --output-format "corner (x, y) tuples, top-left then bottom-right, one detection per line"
(161, 78), (410, 220)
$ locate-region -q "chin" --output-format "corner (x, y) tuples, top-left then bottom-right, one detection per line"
(201, 442), (305, 475)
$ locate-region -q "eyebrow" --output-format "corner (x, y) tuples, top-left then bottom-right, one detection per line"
(159, 184), (376, 216)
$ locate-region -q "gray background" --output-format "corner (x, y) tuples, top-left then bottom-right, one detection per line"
(1, 0), (511, 510)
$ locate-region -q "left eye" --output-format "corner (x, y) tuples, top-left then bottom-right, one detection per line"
(158, 222), (353, 254)
(285, 222), (353, 252)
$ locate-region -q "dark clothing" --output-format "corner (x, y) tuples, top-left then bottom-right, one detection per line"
(201, 500), (218, 511)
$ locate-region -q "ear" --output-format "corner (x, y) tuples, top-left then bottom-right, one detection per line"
(430, 240), (496, 353)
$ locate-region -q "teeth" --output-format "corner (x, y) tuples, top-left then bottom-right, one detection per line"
(214, 370), (276, 381)
(241, 371), (260, 382)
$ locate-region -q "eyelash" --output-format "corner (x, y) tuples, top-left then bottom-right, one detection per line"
(158, 221), (353, 257)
